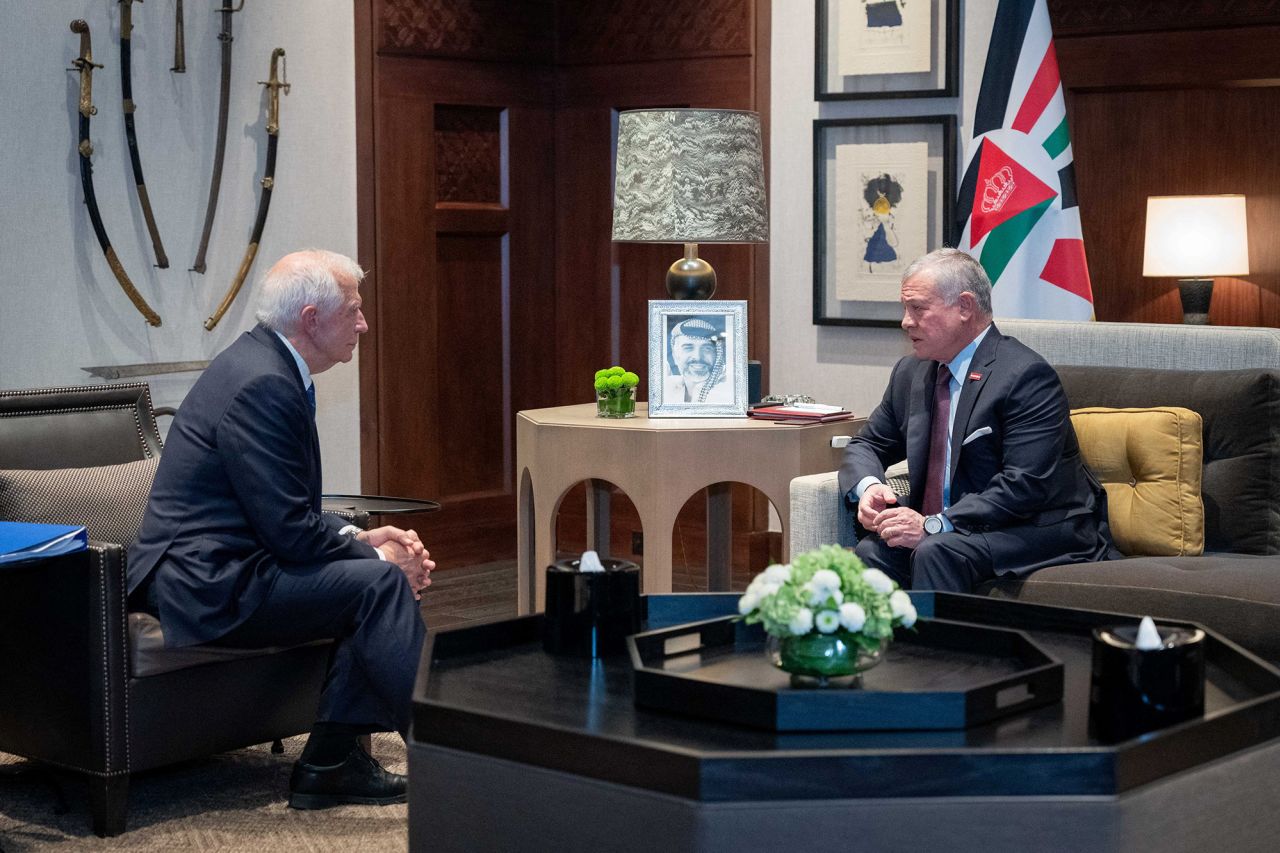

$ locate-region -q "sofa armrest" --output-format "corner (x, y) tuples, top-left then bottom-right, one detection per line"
(324, 509), (371, 530)
(789, 471), (856, 555)
(0, 542), (130, 775)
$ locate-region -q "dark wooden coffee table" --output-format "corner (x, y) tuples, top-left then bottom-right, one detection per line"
(407, 592), (1280, 853)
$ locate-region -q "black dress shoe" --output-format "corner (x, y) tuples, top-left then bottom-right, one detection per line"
(288, 745), (407, 809)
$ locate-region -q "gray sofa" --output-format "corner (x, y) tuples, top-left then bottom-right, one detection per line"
(790, 319), (1280, 660)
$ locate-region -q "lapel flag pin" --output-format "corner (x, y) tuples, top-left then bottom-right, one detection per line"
(969, 371), (983, 381)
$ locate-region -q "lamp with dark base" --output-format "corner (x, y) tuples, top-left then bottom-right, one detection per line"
(1143, 195), (1249, 325)
(611, 109), (769, 301)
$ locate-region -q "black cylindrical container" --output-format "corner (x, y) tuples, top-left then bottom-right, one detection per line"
(543, 558), (641, 658)
(1089, 623), (1206, 743)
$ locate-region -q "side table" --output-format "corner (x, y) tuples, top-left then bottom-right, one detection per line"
(515, 403), (861, 613)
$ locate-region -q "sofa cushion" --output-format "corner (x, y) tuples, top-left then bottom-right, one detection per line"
(128, 612), (329, 677)
(1070, 406), (1203, 557)
(1056, 367), (1280, 555)
(0, 457), (158, 545)
(979, 553), (1280, 661)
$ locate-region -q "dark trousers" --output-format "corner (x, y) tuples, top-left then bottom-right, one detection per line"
(855, 513), (1109, 593)
(212, 558), (426, 735)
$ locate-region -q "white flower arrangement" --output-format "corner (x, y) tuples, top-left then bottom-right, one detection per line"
(738, 544), (917, 653)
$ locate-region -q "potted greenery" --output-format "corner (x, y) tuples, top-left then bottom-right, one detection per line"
(738, 544), (917, 686)
(594, 366), (640, 418)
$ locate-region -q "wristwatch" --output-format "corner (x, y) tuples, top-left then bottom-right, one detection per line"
(923, 514), (945, 535)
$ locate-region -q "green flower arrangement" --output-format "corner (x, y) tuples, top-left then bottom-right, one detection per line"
(738, 544), (917, 680)
(594, 366), (640, 418)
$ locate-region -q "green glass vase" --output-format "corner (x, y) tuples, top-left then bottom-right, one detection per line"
(596, 387), (637, 418)
(768, 631), (888, 686)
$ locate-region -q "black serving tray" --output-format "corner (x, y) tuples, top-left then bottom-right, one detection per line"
(628, 616), (1063, 731)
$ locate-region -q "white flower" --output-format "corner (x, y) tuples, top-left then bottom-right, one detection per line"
(889, 590), (917, 627)
(763, 563), (792, 584)
(810, 569), (842, 593)
(838, 602), (866, 632)
(738, 589), (760, 615)
(755, 581), (781, 601)
(815, 610), (841, 634)
(788, 607), (814, 636)
(804, 582), (844, 608)
(862, 568), (895, 595)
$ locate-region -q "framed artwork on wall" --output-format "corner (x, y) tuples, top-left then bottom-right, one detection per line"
(815, 0), (957, 100)
(813, 115), (956, 327)
(647, 300), (748, 418)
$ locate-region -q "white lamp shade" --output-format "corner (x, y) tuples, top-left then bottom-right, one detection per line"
(1142, 195), (1250, 277)
(611, 109), (769, 244)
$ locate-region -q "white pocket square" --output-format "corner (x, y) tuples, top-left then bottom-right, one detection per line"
(962, 426), (993, 446)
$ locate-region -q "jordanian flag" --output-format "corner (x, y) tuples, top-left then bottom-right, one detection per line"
(957, 0), (1094, 320)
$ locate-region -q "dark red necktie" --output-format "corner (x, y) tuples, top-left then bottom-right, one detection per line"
(921, 364), (952, 516)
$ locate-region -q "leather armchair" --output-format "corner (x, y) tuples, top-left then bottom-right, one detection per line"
(0, 383), (366, 836)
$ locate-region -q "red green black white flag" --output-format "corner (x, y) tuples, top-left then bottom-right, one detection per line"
(956, 0), (1094, 320)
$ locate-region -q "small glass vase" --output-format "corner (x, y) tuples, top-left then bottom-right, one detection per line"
(767, 632), (889, 688)
(596, 387), (637, 418)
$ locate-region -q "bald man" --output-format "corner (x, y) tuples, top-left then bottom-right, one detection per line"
(129, 250), (432, 809)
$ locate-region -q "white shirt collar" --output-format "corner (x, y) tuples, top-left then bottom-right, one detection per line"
(273, 331), (313, 391)
(945, 323), (993, 386)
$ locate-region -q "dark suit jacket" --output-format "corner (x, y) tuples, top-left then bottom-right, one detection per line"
(838, 325), (1115, 576)
(129, 324), (377, 647)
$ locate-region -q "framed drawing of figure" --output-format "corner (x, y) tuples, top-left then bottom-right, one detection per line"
(647, 300), (748, 418)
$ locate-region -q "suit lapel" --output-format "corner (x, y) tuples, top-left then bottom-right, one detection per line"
(252, 325), (323, 511)
(949, 326), (1000, 480)
(906, 360), (934, 507)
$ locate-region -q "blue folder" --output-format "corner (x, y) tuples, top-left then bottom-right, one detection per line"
(0, 521), (88, 566)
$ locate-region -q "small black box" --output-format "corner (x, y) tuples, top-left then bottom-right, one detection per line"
(543, 558), (641, 658)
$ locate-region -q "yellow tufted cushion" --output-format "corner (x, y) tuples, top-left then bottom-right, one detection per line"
(1070, 407), (1204, 557)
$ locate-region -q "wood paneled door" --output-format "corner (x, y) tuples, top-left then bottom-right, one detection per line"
(355, 0), (769, 571)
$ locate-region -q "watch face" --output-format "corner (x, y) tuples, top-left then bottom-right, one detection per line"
(924, 515), (943, 534)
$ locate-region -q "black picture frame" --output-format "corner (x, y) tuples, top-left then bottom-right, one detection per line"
(815, 0), (958, 100)
(813, 115), (956, 327)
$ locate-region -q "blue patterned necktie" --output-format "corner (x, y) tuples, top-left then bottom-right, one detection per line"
(306, 383), (317, 416)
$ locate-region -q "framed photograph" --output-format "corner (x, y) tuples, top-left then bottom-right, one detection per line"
(814, 115), (955, 327)
(648, 300), (748, 418)
(815, 0), (957, 100)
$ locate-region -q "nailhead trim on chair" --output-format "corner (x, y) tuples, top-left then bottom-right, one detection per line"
(0, 383), (161, 459)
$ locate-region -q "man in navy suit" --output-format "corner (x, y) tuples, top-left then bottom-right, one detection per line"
(839, 248), (1116, 592)
(129, 249), (433, 809)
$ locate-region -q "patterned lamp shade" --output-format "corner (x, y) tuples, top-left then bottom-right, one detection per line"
(612, 109), (769, 244)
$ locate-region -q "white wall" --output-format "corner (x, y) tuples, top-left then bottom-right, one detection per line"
(769, 0), (997, 416)
(0, 0), (360, 490)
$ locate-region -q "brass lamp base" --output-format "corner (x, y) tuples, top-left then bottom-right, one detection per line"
(1177, 278), (1213, 325)
(666, 242), (716, 299)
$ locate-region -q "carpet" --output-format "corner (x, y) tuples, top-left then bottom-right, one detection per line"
(0, 734), (407, 852)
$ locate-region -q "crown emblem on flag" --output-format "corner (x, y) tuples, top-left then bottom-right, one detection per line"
(981, 166), (1016, 213)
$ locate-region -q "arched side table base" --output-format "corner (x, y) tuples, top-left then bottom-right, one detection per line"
(515, 404), (862, 614)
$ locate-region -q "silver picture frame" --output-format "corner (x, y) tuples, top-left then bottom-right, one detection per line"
(647, 300), (749, 418)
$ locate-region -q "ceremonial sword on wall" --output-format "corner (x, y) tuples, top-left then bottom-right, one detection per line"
(119, 0), (169, 268)
(191, 0), (244, 274)
(171, 0), (185, 73)
(70, 20), (162, 327)
(205, 47), (289, 331)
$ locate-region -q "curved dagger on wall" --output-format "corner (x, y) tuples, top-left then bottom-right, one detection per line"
(70, 19), (162, 327)
(205, 48), (289, 331)
(119, 0), (169, 268)
(191, 0), (245, 274)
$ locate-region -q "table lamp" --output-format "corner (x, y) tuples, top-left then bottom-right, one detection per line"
(611, 108), (769, 299)
(1142, 195), (1249, 324)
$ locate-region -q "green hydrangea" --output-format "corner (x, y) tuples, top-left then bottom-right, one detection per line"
(621, 371), (639, 387)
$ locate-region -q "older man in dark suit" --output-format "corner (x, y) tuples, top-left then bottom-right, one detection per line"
(839, 248), (1117, 593)
(129, 249), (432, 809)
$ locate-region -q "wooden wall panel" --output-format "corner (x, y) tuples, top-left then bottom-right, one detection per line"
(377, 0), (554, 62)
(1051, 14), (1280, 327)
(556, 0), (752, 64)
(435, 234), (508, 497)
